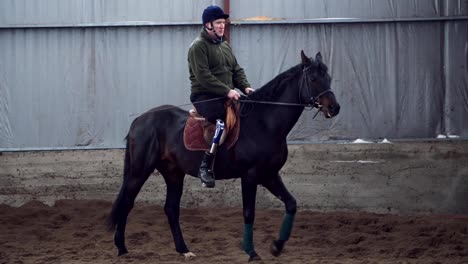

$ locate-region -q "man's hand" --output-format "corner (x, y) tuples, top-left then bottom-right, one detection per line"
(244, 87), (255, 95)
(227, 89), (241, 100)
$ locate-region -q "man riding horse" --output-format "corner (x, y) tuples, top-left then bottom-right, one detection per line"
(107, 4), (340, 261)
(188, 5), (255, 188)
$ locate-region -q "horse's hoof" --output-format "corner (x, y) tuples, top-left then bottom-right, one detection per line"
(183, 252), (197, 259)
(248, 252), (261, 262)
(118, 248), (128, 256)
(270, 240), (284, 257)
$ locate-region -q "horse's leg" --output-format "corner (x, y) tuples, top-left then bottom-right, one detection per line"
(262, 174), (297, 257)
(107, 139), (156, 256)
(241, 176), (261, 261)
(110, 167), (153, 256)
(159, 167), (195, 259)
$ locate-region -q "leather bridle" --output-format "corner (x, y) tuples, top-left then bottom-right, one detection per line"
(299, 64), (333, 109)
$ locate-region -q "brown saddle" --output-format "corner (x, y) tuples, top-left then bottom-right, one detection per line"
(183, 100), (240, 151)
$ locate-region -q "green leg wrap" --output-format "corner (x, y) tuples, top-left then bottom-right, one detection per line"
(279, 212), (295, 241)
(242, 223), (255, 256)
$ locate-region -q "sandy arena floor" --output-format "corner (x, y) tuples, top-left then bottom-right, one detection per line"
(1, 200), (468, 264)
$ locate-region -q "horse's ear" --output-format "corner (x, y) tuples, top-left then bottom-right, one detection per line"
(315, 52), (323, 63)
(301, 50), (311, 65)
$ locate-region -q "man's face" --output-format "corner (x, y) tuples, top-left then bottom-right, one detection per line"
(205, 18), (226, 37)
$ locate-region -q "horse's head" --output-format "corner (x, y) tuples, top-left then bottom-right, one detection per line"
(300, 51), (340, 118)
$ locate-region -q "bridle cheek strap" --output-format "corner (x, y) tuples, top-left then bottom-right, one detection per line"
(299, 69), (333, 109)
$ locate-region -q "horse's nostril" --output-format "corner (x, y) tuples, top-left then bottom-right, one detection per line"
(334, 104), (341, 114)
(329, 104), (340, 115)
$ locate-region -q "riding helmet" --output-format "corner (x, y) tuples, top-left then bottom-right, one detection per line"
(202, 5), (229, 25)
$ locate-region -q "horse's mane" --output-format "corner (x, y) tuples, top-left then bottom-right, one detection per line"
(248, 64), (303, 102)
(246, 56), (330, 103)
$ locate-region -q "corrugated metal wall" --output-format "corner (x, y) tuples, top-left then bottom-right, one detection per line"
(233, 0), (442, 19)
(0, 0), (467, 149)
(0, 26), (197, 148)
(0, 0), (221, 25)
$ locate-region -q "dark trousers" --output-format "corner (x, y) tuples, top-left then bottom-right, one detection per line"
(190, 93), (227, 124)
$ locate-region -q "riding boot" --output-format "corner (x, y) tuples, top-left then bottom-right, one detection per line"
(198, 119), (224, 188)
(198, 151), (215, 188)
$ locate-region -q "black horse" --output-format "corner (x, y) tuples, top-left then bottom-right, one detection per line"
(107, 51), (340, 261)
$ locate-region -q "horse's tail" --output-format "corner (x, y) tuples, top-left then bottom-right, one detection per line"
(106, 135), (131, 231)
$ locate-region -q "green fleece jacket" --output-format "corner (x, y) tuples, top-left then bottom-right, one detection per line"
(188, 29), (251, 96)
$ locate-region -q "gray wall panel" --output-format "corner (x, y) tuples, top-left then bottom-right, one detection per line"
(3, 0), (466, 27)
(232, 0), (443, 20)
(445, 21), (468, 136)
(0, 26), (198, 148)
(0, 1), (467, 149)
(0, 0), (221, 26)
(231, 22), (452, 140)
(446, 0), (468, 16)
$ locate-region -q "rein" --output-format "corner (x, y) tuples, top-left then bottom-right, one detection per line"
(130, 66), (332, 119)
(238, 99), (309, 107)
(241, 65), (331, 112)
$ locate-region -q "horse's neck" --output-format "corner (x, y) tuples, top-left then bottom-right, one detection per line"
(273, 79), (304, 136)
(254, 72), (305, 137)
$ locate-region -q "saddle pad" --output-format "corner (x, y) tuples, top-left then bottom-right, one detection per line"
(183, 103), (240, 151)
(183, 117), (210, 151)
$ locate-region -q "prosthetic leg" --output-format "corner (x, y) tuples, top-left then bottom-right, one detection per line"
(198, 119), (224, 188)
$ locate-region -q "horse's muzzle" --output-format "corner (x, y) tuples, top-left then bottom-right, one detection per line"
(326, 103), (340, 118)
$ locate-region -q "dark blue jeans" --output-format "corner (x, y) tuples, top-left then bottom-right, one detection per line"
(190, 93), (227, 124)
